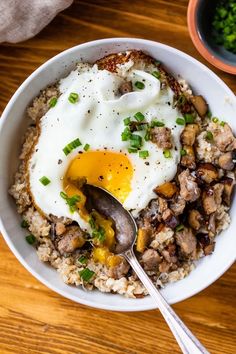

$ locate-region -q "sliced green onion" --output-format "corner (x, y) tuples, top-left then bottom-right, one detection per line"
(21, 220), (29, 228)
(152, 71), (160, 79)
(207, 111), (212, 118)
(78, 255), (87, 264)
(79, 268), (95, 282)
(180, 149), (187, 156)
(83, 143), (90, 151)
(205, 131), (213, 141)
(49, 97), (57, 108)
(212, 117), (219, 123)
(89, 216), (96, 229)
(150, 120), (165, 127)
(60, 191), (80, 213)
(163, 149), (172, 158)
(39, 176), (51, 186)
(130, 134), (143, 148)
(121, 127), (131, 141)
(139, 150), (149, 159)
(25, 234), (36, 245)
(176, 118), (185, 126)
(63, 138), (82, 155)
(68, 92), (79, 104)
(220, 121), (226, 127)
(92, 226), (106, 243)
(184, 114), (194, 124)
(134, 112), (145, 122)
(144, 129), (150, 141)
(128, 147), (138, 153)
(175, 224), (184, 232)
(135, 81), (145, 90)
(123, 117), (131, 126)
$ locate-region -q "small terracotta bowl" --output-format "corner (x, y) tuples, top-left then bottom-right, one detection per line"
(188, 0), (236, 75)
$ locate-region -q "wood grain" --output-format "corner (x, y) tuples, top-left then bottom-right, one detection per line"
(0, 1), (235, 353)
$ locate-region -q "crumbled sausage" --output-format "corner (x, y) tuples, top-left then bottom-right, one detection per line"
(218, 152), (235, 171)
(212, 123), (236, 152)
(169, 195), (186, 216)
(202, 183), (224, 215)
(162, 243), (178, 263)
(57, 225), (86, 254)
(159, 260), (171, 273)
(175, 227), (197, 256)
(108, 258), (130, 279)
(150, 127), (172, 149)
(178, 169), (201, 202)
(142, 249), (161, 270)
(55, 222), (66, 236)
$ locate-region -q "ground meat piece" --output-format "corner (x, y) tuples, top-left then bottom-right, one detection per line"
(212, 123), (236, 152)
(175, 227), (197, 256)
(162, 243), (178, 263)
(159, 260), (171, 273)
(57, 225), (86, 254)
(150, 127), (172, 149)
(202, 183), (224, 215)
(169, 195), (186, 216)
(180, 124), (199, 146)
(55, 222), (66, 236)
(197, 234), (215, 255)
(218, 152), (235, 171)
(119, 81), (132, 95)
(108, 258), (130, 279)
(196, 163), (218, 184)
(142, 249), (161, 271)
(162, 208), (178, 229)
(188, 209), (203, 230)
(178, 169), (201, 202)
(221, 177), (235, 206)
(138, 197), (167, 228)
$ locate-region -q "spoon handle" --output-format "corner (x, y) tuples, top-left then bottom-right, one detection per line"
(124, 249), (209, 354)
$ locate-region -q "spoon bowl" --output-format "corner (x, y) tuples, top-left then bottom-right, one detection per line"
(84, 184), (209, 354)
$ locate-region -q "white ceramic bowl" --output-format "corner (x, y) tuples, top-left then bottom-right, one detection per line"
(0, 38), (235, 312)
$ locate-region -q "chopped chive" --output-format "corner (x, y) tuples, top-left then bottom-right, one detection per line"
(135, 81), (145, 90)
(121, 127), (131, 141)
(150, 120), (165, 127)
(21, 219), (29, 228)
(25, 234), (36, 245)
(144, 129), (150, 141)
(49, 97), (57, 108)
(180, 148), (187, 156)
(205, 131), (213, 141)
(128, 147), (138, 153)
(184, 113), (194, 124)
(130, 134), (143, 148)
(139, 150), (149, 159)
(89, 216), (96, 229)
(79, 268), (95, 282)
(176, 118), (185, 126)
(220, 121), (226, 127)
(207, 111), (212, 118)
(78, 255), (87, 264)
(68, 92), (79, 104)
(39, 176), (51, 186)
(63, 138), (82, 155)
(60, 191), (80, 213)
(83, 143), (90, 151)
(92, 226), (106, 243)
(152, 71), (160, 79)
(134, 112), (145, 122)
(175, 224), (184, 232)
(212, 117), (219, 123)
(123, 117), (131, 126)
(163, 149), (172, 158)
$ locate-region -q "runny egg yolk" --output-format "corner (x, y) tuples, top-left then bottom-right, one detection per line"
(63, 150), (133, 205)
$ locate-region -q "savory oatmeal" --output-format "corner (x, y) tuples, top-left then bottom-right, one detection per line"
(10, 51), (235, 298)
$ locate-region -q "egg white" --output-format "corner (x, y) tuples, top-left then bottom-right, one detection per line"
(28, 62), (183, 231)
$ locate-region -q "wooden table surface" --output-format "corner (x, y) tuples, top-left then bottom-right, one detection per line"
(0, 1), (235, 353)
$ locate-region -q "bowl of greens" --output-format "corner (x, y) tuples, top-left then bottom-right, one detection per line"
(188, 0), (236, 74)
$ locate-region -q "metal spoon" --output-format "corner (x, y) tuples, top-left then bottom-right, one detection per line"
(84, 185), (209, 354)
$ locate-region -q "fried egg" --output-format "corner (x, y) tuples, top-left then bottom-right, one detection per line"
(28, 61), (183, 231)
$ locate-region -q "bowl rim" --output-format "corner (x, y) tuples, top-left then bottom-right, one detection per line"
(187, 0), (236, 75)
(0, 37), (236, 312)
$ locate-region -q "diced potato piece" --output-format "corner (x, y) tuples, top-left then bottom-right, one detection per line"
(154, 182), (178, 199)
(136, 228), (150, 253)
